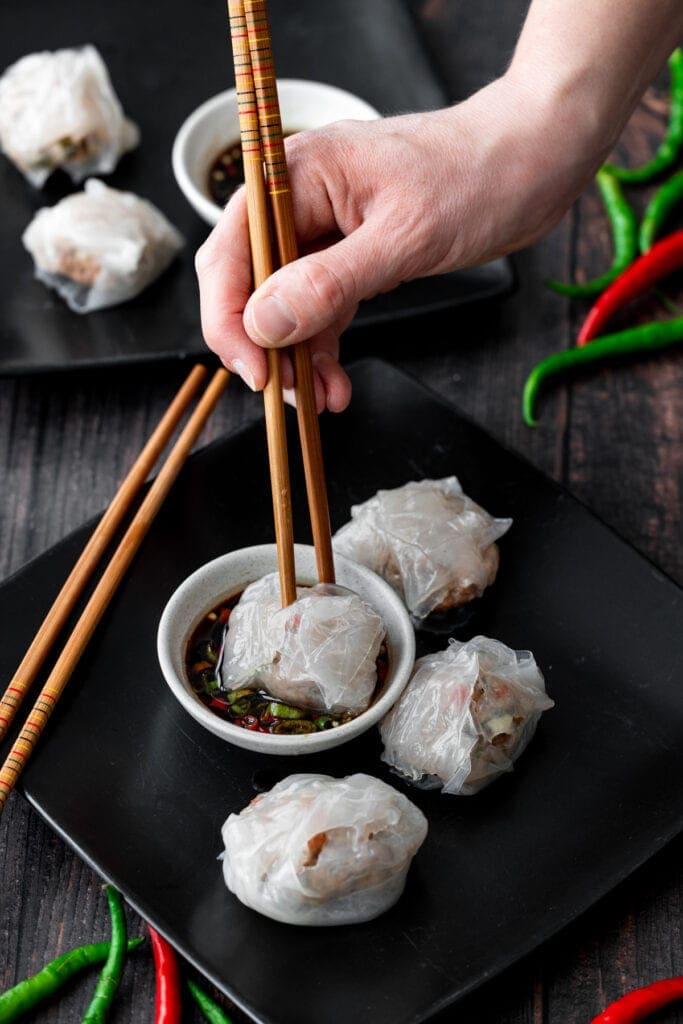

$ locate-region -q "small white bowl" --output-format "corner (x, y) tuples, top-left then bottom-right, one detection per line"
(172, 79), (381, 225)
(157, 544), (415, 754)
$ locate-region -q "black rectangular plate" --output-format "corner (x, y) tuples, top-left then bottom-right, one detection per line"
(2, 359), (682, 1024)
(0, 0), (513, 377)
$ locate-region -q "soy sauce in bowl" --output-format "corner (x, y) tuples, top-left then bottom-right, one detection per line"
(185, 591), (389, 734)
(207, 132), (299, 206)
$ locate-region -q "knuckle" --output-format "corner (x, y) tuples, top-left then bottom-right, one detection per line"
(300, 255), (354, 315)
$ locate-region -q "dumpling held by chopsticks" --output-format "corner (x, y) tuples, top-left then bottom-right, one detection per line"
(220, 574), (385, 715)
(22, 179), (183, 313)
(0, 45), (138, 187)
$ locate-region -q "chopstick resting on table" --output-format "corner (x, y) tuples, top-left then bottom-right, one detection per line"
(0, 363), (208, 744)
(0, 367), (230, 812)
(228, 0), (336, 596)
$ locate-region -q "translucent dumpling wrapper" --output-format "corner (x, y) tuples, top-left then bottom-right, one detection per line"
(220, 574), (385, 715)
(22, 179), (183, 313)
(0, 45), (139, 187)
(333, 477), (512, 621)
(380, 636), (553, 795)
(221, 773), (428, 925)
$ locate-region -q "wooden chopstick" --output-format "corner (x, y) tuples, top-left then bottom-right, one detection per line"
(228, 0), (297, 606)
(0, 368), (230, 812)
(0, 363), (208, 745)
(242, 0), (336, 585)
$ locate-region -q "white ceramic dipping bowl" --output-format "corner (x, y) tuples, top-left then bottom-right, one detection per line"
(172, 79), (381, 225)
(157, 544), (415, 754)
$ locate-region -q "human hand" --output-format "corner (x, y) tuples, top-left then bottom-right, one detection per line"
(195, 73), (607, 411)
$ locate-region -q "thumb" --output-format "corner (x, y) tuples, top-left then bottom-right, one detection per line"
(242, 227), (396, 347)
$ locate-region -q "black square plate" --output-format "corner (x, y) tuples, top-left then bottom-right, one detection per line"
(0, 0), (513, 376)
(2, 359), (682, 1024)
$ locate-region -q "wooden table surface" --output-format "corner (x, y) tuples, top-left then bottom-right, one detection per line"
(1, 2), (681, 1022)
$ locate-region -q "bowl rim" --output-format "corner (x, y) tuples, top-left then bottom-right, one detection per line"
(171, 78), (381, 226)
(157, 543), (415, 753)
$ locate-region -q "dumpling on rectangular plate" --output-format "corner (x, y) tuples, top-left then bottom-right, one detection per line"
(221, 773), (428, 925)
(333, 477), (512, 622)
(380, 636), (554, 795)
(0, 45), (138, 187)
(22, 179), (183, 313)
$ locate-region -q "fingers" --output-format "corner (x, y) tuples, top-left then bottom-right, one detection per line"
(242, 226), (398, 349)
(195, 188), (272, 390)
(311, 349), (352, 413)
(196, 125), (371, 404)
(281, 310), (355, 414)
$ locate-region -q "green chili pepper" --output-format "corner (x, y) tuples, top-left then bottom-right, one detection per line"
(547, 169), (638, 297)
(523, 317), (683, 426)
(314, 715), (334, 730)
(272, 720), (317, 734)
(605, 48), (683, 183)
(639, 170), (683, 251)
(267, 701), (307, 719)
(193, 641), (218, 665)
(229, 699), (253, 715)
(197, 669), (219, 693)
(81, 886), (127, 1024)
(225, 689), (254, 702)
(187, 979), (234, 1024)
(0, 939), (142, 1024)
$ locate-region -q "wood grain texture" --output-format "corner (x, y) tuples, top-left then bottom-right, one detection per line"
(1, 2), (681, 1023)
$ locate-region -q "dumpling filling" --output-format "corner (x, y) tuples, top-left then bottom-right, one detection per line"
(333, 477), (512, 621)
(220, 574), (385, 715)
(22, 179), (183, 313)
(380, 635), (554, 795)
(221, 773), (428, 925)
(0, 45), (138, 186)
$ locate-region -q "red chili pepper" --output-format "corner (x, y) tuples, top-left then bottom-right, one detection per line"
(577, 229), (683, 345)
(241, 715), (259, 730)
(590, 976), (683, 1023)
(148, 926), (182, 1024)
(209, 698), (231, 711)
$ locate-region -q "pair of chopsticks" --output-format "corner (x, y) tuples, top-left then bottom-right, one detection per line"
(0, 364), (230, 811)
(228, 0), (335, 604)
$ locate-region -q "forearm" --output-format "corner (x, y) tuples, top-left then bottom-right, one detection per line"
(509, 0), (683, 161)
(431, 2), (683, 260)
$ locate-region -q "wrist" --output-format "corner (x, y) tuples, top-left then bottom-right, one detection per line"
(426, 77), (595, 264)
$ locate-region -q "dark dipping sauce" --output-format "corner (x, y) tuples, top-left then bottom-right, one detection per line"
(207, 132), (298, 207)
(185, 591), (389, 735)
